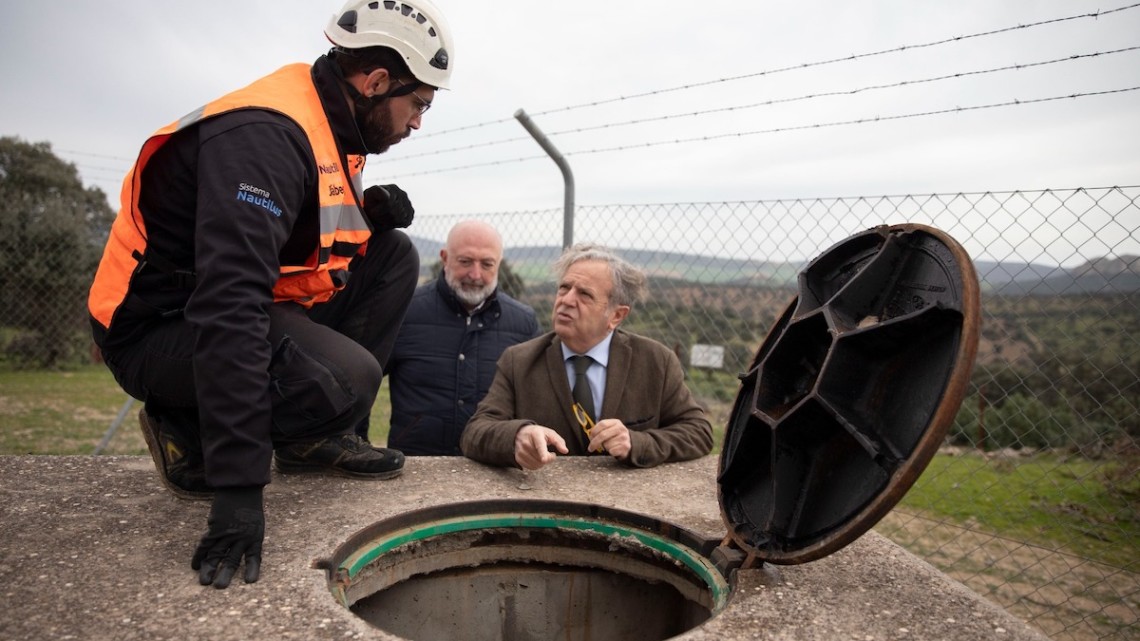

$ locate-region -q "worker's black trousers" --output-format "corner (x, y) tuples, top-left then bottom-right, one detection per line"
(104, 230), (419, 445)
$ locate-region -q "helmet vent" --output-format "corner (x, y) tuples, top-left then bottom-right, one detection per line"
(337, 10), (359, 33)
(430, 48), (448, 70)
(375, 3), (441, 40)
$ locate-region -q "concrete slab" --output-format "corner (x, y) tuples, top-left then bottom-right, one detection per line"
(0, 455), (1048, 641)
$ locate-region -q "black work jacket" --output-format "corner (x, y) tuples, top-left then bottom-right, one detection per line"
(95, 56), (366, 487)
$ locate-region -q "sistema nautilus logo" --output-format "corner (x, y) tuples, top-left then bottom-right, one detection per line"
(236, 182), (283, 217)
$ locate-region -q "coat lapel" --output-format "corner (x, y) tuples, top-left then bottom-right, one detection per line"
(544, 336), (573, 406)
(546, 335), (593, 453)
(601, 330), (631, 419)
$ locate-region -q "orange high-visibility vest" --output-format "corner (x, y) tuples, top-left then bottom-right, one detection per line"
(88, 63), (370, 331)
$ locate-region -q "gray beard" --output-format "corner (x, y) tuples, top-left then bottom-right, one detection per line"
(448, 272), (497, 308)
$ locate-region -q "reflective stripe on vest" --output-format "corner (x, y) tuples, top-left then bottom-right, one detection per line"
(89, 64), (369, 329)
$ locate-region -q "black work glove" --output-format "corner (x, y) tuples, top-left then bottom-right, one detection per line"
(362, 184), (414, 231)
(191, 486), (264, 589)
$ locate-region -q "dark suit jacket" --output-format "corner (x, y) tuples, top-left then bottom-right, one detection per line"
(460, 329), (713, 468)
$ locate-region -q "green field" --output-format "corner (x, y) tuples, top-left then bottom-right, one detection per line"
(899, 451), (1139, 569)
(0, 365), (395, 455)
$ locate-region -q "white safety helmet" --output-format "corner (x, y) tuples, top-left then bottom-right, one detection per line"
(325, 0), (453, 90)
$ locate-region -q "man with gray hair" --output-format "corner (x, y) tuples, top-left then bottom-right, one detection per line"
(461, 244), (713, 469)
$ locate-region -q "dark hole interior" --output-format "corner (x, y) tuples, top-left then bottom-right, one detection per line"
(351, 561), (711, 641)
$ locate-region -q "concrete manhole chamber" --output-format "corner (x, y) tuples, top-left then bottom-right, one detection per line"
(318, 224), (981, 641)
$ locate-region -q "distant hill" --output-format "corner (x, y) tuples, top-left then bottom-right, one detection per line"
(408, 239), (797, 285)
(407, 235), (1138, 293)
(504, 245), (800, 286)
(992, 255), (1140, 295)
(973, 261), (1065, 285)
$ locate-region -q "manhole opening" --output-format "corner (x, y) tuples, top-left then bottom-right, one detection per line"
(355, 560), (710, 641)
(327, 510), (731, 641)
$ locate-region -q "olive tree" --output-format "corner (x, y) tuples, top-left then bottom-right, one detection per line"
(0, 137), (115, 368)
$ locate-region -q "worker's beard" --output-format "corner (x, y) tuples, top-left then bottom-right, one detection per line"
(358, 101), (407, 155)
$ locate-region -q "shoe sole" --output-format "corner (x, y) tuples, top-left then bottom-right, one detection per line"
(273, 458), (404, 480)
(138, 411), (213, 501)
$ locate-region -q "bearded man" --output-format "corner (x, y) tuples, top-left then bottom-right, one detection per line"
(386, 220), (540, 455)
(88, 0), (455, 589)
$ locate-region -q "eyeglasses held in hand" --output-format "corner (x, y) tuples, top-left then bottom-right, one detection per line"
(572, 402), (606, 453)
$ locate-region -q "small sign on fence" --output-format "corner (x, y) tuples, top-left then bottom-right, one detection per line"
(690, 343), (725, 369)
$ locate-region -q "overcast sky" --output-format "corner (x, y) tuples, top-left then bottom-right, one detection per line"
(2, 0), (1138, 219)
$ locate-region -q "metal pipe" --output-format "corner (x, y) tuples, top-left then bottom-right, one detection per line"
(514, 109), (576, 248)
(93, 395), (136, 455)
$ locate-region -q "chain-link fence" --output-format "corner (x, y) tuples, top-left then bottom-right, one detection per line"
(0, 185), (1136, 640)
(404, 186), (1139, 641)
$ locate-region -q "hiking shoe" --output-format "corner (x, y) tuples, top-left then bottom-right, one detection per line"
(138, 408), (213, 501)
(273, 434), (405, 480)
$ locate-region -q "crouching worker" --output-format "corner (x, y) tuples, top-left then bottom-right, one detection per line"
(86, 0), (456, 588)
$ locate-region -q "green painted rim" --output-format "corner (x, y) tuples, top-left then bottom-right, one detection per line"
(336, 512), (730, 611)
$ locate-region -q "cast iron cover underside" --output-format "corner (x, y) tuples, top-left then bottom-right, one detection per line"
(717, 223), (980, 564)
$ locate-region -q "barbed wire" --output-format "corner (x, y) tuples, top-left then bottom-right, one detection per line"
(56, 150), (134, 188)
(377, 86), (1140, 179)
(64, 163), (130, 177)
(377, 45), (1140, 162)
(57, 149), (136, 163)
(54, 3), (1140, 193)
(415, 2), (1140, 139)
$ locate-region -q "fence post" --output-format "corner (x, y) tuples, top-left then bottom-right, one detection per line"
(93, 396), (136, 455)
(514, 109), (575, 249)
(977, 385), (987, 451)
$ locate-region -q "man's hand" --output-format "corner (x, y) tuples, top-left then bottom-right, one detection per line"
(514, 424), (568, 470)
(191, 486), (264, 589)
(362, 184), (414, 231)
(588, 419), (632, 461)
